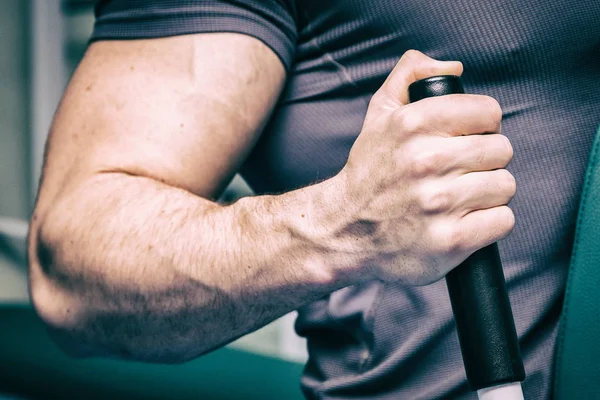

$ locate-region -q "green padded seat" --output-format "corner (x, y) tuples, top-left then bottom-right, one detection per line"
(554, 126), (600, 399)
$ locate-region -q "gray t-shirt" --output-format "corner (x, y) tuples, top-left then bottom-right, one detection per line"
(92, 1), (600, 398)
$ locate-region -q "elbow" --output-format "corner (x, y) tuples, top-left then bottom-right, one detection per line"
(27, 213), (207, 364)
(29, 277), (95, 360)
(28, 216), (94, 359)
(29, 240), (203, 364)
(29, 268), (110, 361)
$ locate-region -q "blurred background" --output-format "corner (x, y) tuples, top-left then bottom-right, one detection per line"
(0, 1), (306, 398)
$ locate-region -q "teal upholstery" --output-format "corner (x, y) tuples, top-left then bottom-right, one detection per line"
(0, 305), (304, 399)
(554, 126), (600, 399)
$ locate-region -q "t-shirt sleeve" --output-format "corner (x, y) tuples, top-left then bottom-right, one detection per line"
(91, 0), (297, 71)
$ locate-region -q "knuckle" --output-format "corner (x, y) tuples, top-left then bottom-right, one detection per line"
(410, 149), (444, 177)
(483, 96), (503, 127)
(431, 223), (464, 255)
(394, 107), (425, 133)
(417, 184), (452, 213)
(501, 206), (516, 232)
(499, 170), (517, 197)
(500, 135), (514, 161)
(443, 232), (464, 255)
(472, 137), (488, 166)
(494, 206), (516, 240)
(402, 49), (423, 62)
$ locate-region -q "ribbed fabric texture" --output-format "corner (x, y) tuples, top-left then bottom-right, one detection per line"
(92, 1), (600, 399)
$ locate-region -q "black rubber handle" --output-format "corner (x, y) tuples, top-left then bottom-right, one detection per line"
(408, 75), (526, 390)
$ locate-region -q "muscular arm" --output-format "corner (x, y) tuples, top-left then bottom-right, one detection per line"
(29, 42), (513, 364)
(29, 34), (356, 362)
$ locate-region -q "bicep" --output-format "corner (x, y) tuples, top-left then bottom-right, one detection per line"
(38, 33), (285, 210)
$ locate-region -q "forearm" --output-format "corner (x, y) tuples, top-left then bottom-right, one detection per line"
(29, 171), (359, 362)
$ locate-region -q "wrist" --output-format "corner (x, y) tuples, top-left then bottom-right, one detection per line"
(287, 171), (375, 286)
(232, 173), (368, 290)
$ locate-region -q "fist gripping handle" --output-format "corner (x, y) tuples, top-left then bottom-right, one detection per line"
(408, 76), (526, 391)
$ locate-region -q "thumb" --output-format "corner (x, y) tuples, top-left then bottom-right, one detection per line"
(375, 50), (463, 106)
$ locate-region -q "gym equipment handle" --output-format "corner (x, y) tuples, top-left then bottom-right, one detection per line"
(408, 75), (526, 391)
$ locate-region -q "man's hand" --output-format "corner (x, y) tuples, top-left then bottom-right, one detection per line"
(322, 50), (516, 285)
